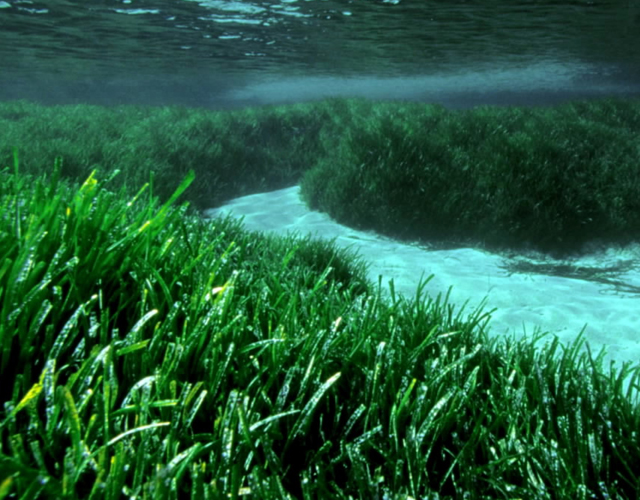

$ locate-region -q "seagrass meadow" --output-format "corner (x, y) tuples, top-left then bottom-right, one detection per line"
(1, 98), (640, 499)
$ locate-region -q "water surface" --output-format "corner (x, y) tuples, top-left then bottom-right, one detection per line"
(1, 0), (639, 107)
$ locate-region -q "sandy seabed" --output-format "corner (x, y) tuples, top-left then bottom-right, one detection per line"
(205, 186), (640, 371)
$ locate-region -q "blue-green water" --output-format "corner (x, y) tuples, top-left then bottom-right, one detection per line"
(1, 0), (639, 107)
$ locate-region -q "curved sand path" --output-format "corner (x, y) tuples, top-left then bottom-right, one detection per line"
(204, 186), (640, 372)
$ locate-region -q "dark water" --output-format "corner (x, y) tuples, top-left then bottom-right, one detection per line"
(1, 0), (640, 108)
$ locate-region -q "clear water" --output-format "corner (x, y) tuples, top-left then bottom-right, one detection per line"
(1, 0), (640, 108)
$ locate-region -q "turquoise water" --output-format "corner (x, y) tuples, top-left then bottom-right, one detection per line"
(1, 0), (639, 107)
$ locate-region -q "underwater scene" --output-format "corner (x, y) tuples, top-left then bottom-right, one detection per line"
(2, 1), (640, 499)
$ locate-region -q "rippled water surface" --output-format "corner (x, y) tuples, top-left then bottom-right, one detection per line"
(1, 0), (640, 106)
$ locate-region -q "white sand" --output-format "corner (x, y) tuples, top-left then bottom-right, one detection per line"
(204, 186), (640, 372)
